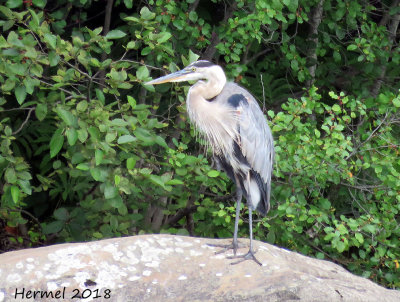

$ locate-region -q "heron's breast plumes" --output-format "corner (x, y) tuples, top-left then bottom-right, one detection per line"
(186, 87), (239, 156)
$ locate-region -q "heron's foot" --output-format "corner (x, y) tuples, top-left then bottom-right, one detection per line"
(207, 241), (246, 256)
(227, 248), (262, 266)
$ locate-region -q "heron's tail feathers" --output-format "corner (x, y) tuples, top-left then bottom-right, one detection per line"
(243, 170), (270, 216)
(255, 182), (270, 216)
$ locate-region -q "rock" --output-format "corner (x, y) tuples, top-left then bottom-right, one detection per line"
(0, 234), (398, 302)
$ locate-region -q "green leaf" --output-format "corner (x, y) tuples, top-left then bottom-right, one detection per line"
(77, 100), (88, 112)
(347, 44), (357, 51)
(266, 230), (275, 243)
(104, 183), (118, 199)
(124, 0), (133, 8)
(118, 135), (136, 144)
(6, 0), (22, 9)
(392, 97), (400, 107)
(53, 160), (61, 169)
(155, 136), (168, 148)
(44, 33), (57, 49)
(188, 50), (200, 63)
(50, 128), (64, 158)
(0, 5), (13, 17)
(333, 51), (341, 62)
(332, 104), (341, 113)
(385, 273), (395, 283)
(111, 118), (128, 127)
(95, 88), (105, 104)
(77, 129), (88, 143)
(9, 63), (26, 76)
(88, 126), (100, 141)
(175, 168), (187, 176)
(188, 11), (198, 22)
(30, 63), (43, 77)
(207, 170), (220, 178)
(320, 199), (331, 210)
(157, 32), (171, 44)
(165, 179), (184, 185)
(140, 6), (155, 20)
(15, 85), (27, 104)
(76, 163), (89, 171)
(291, 59), (298, 71)
(54, 208), (69, 221)
(11, 185), (20, 203)
(42, 220), (64, 234)
(110, 215), (118, 230)
(0, 36), (8, 48)
(108, 196), (123, 208)
(28, 8), (40, 27)
(55, 106), (77, 127)
(136, 66), (149, 81)
(105, 30), (126, 39)
(141, 47), (152, 56)
(126, 41), (139, 49)
(89, 58), (101, 67)
(4, 126), (12, 137)
(105, 132), (117, 143)
(363, 224), (376, 234)
(114, 175), (121, 186)
(33, 0), (47, 9)
(17, 179), (32, 195)
(2, 78), (15, 91)
(355, 233), (364, 244)
(126, 157), (136, 169)
(336, 240), (346, 253)
(48, 51), (60, 66)
(66, 128), (78, 146)
(95, 149), (103, 165)
(149, 174), (165, 188)
(3, 20), (15, 32)
(93, 232), (103, 239)
(127, 96), (136, 108)
(336, 224), (348, 235)
(314, 129), (320, 138)
(5, 168), (17, 184)
(24, 77), (39, 94)
(90, 167), (107, 181)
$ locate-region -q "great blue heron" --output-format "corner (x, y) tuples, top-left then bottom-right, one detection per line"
(146, 60), (274, 265)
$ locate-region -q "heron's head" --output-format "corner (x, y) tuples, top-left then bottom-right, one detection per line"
(146, 60), (226, 86)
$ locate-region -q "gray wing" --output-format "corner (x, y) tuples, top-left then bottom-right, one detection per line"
(238, 95), (274, 184)
(216, 83), (274, 214)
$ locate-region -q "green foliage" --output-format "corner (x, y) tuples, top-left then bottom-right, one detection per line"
(0, 0), (399, 289)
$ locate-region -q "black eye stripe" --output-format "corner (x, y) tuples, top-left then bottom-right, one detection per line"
(189, 60), (214, 68)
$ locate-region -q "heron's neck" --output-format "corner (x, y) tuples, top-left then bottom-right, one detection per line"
(193, 68), (226, 100)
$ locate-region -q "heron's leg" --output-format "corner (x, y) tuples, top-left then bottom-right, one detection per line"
(208, 188), (245, 254)
(228, 207), (262, 266)
(232, 188), (242, 255)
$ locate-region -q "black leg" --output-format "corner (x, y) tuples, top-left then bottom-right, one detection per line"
(228, 207), (262, 266)
(232, 188), (242, 255)
(208, 188), (245, 254)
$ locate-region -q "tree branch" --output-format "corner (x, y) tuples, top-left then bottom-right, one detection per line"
(202, 2), (237, 60)
(189, 0), (200, 12)
(164, 205), (198, 226)
(305, 0), (325, 89)
(12, 108), (34, 135)
(99, 0), (114, 85)
(370, 0), (400, 97)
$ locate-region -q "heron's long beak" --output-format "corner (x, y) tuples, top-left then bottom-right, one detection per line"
(145, 69), (195, 85)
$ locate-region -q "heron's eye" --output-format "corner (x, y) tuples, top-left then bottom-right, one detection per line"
(191, 67), (196, 72)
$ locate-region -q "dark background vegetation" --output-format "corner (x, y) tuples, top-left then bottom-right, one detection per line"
(0, 0), (399, 289)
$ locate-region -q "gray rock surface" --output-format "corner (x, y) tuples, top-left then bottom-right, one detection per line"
(0, 234), (399, 301)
